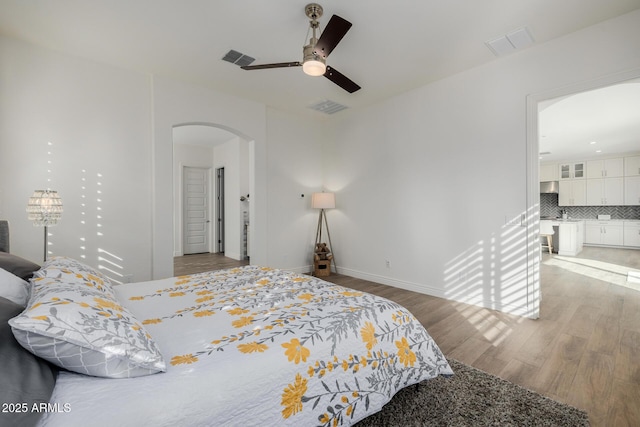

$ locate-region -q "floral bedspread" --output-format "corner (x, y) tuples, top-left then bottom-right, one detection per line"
(40, 266), (452, 427)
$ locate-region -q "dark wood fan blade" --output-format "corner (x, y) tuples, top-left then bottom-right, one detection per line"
(241, 62), (301, 70)
(314, 15), (352, 59)
(324, 66), (360, 93)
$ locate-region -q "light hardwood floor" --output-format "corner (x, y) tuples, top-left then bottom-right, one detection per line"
(173, 252), (249, 276)
(174, 247), (640, 427)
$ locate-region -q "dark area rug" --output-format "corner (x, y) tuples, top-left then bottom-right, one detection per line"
(356, 359), (590, 427)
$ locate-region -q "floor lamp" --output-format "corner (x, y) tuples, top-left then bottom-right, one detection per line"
(27, 189), (63, 261)
(312, 192), (336, 274)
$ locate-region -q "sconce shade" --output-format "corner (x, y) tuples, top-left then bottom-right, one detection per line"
(312, 192), (335, 209)
(27, 190), (63, 226)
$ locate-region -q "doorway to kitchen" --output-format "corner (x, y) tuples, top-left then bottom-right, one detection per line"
(527, 68), (640, 318)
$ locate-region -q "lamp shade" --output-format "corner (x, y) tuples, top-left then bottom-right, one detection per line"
(311, 192), (335, 209)
(27, 190), (63, 226)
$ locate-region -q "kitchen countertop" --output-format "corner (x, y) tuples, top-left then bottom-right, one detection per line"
(540, 218), (582, 223)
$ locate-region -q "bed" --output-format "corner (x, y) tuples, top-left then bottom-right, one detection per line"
(1, 233), (452, 426)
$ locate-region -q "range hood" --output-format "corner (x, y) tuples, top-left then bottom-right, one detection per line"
(540, 181), (559, 194)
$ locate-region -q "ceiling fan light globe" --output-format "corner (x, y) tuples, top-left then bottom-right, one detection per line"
(303, 60), (326, 76)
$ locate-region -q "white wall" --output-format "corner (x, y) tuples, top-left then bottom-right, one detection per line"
(325, 9), (640, 316)
(265, 108), (325, 272)
(0, 35), (323, 282)
(151, 77), (325, 277)
(151, 76), (268, 278)
(0, 36), (153, 283)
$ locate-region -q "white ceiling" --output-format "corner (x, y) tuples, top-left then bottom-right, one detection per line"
(539, 79), (640, 163)
(1, 1), (639, 155)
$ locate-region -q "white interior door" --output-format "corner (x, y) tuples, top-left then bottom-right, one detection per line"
(183, 166), (210, 254)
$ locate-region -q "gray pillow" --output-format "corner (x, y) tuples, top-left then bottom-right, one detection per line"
(0, 296), (58, 427)
(0, 252), (40, 281)
(0, 220), (8, 253)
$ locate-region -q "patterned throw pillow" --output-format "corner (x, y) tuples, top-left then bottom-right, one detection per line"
(9, 258), (166, 378)
(32, 256), (114, 295)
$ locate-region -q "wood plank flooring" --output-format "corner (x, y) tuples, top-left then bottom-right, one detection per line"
(174, 246), (640, 427)
(173, 252), (248, 276)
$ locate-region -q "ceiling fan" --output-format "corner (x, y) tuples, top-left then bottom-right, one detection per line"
(241, 3), (361, 93)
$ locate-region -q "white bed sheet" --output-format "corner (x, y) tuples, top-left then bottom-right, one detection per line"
(38, 266), (452, 426)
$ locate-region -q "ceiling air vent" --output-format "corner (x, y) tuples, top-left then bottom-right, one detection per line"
(486, 27), (534, 57)
(308, 99), (348, 115)
(222, 49), (255, 67)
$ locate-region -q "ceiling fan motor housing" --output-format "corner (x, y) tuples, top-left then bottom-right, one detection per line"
(302, 3), (326, 76)
(303, 43), (326, 76)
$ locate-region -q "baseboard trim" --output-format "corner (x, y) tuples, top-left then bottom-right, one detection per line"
(336, 267), (444, 298)
(335, 266), (533, 318)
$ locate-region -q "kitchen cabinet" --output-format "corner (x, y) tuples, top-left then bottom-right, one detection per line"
(586, 158), (624, 178)
(585, 220), (624, 246)
(558, 180), (586, 206)
(559, 162), (586, 180)
(624, 221), (640, 247)
(540, 163), (559, 182)
(557, 221), (584, 256)
(625, 176), (640, 206)
(585, 177), (624, 206)
(541, 220), (583, 256)
(625, 155), (640, 176)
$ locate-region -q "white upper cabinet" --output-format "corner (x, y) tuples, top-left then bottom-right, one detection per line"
(559, 179), (586, 206)
(625, 176), (640, 205)
(559, 162), (586, 180)
(625, 155), (640, 176)
(586, 177), (624, 206)
(586, 158), (624, 178)
(540, 163), (559, 182)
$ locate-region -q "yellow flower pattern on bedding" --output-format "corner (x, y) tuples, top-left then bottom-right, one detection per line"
(282, 338), (310, 364)
(237, 341), (269, 354)
(281, 373), (308, 419)
(123, 265), (452, 426)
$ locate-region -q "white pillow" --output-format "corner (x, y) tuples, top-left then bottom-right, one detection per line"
(10, 259), (166, 378)
(0, 267), (30, 306)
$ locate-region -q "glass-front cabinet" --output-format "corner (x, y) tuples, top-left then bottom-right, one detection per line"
(559, 162), (586, 180)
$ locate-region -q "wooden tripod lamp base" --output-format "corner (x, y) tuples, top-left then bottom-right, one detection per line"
(312, 192), (336, 276)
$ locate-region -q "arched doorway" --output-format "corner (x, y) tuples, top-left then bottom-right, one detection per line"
(525, 68), (640, 319)
(172, 123), (252, 265)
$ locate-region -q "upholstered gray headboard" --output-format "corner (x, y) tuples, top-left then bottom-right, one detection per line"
(0, 220), (9, 253)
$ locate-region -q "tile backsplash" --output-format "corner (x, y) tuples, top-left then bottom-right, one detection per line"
(540, 193), (640, 219)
